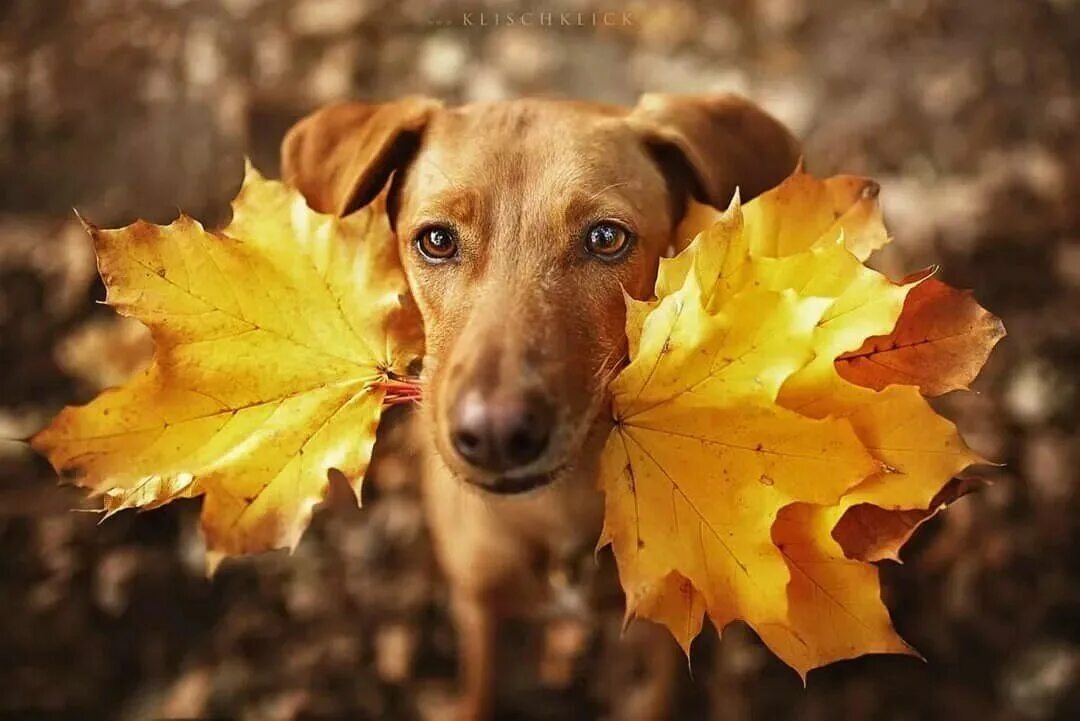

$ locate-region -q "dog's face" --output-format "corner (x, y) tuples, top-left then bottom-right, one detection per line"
(282, 95), (798, 495)
(395, 102), (676, 493)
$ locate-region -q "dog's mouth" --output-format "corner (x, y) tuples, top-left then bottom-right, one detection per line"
(463, 465), (567, 496)
(464, 461), (574, 496)
(432, 422), (573, 495)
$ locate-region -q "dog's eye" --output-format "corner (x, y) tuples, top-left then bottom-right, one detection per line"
(416, 226), (458, 262)
(585, 222), (632, 260)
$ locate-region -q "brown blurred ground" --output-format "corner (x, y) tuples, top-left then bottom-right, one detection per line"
(0, 1), (1078, 720)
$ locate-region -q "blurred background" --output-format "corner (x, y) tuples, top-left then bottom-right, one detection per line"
(0, 0), (1077, 719)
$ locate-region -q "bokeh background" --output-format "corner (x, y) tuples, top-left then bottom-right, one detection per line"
(1, 1), (1078, 719)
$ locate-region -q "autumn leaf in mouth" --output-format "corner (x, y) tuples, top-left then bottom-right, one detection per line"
(598, 170), (1004, 677)
(31, 163), (423, 568)
(30, 162), (1004, 678)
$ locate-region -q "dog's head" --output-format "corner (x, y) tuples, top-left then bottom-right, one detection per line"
(282, 95), (798, 495)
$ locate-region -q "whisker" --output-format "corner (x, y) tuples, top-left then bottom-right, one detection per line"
(592, 349), (618, 381)
(425, 158), (457, 188)
(595, 348), (628, 390)
(586, 181), (631, 204)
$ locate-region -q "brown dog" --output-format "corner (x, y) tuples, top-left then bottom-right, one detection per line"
(282, 94), (799, 720)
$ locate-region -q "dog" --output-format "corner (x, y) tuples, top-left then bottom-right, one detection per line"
(281, 94), (799, 720)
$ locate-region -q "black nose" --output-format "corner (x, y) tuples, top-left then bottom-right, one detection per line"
(450, 389), (555, 473)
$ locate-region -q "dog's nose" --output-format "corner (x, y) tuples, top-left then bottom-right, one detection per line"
(450, 389), (555, 473)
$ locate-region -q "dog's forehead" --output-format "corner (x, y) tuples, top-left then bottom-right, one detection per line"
(413, 100), (652, 191)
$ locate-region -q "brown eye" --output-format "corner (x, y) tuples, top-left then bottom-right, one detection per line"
(585, 221), (633, 260)
(416, 225), (458, 262)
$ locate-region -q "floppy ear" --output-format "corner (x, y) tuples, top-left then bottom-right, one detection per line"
(280, 97), (443, 217)
(629, 93), (800, 210)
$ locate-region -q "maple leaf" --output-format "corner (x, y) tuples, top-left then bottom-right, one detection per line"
(599, 246), (881, 656)
(600, 170), (1002, 678)
(31, 163), (422, 567)
(836, 275), (1006, 396)
(831, 476), (985, 563)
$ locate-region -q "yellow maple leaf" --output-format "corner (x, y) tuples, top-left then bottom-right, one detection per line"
(601, 170), (999, 678)
(600, 202), (883, 667)
(31, 163), (422, 566)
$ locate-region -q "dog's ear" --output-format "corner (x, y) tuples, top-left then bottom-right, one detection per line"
(628, 93), (800, 211)
(281, 97), (442, 217)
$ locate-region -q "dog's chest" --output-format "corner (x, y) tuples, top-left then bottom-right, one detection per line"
(421, 457), (606, 609)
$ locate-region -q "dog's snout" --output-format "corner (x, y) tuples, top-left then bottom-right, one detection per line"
(450, 388), (555, 474)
